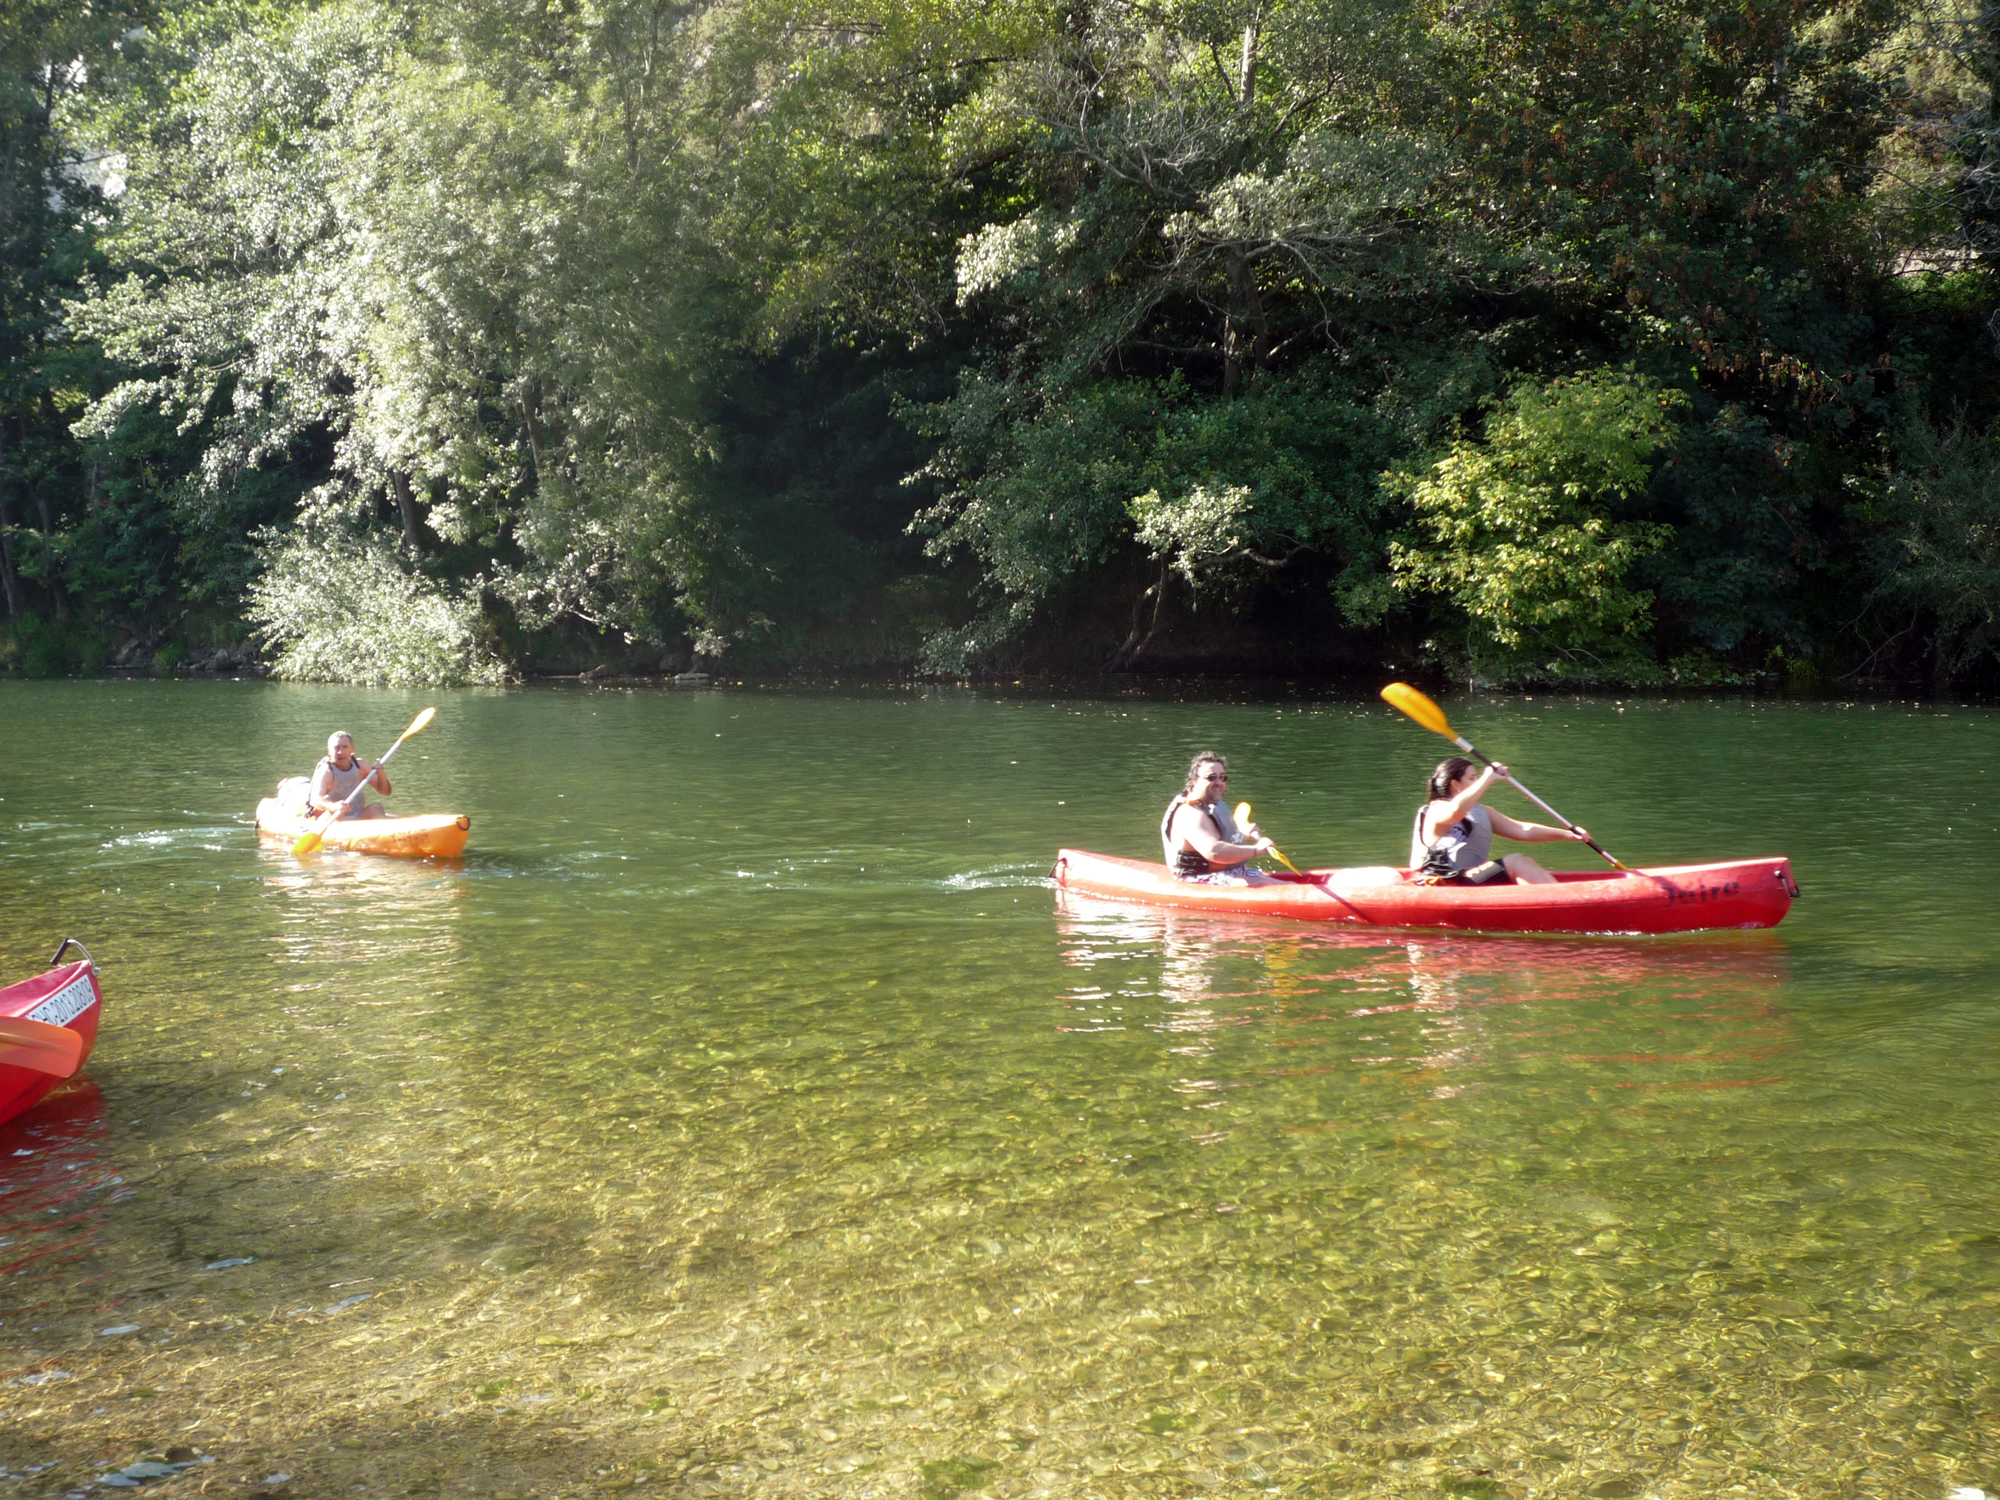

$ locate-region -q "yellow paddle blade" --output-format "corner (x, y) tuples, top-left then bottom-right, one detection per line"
(0, 1015), (84, 1078)
(291, 820), (332, 857)
(405, 706), (437, 737)
(1232, 801), (1303, 873)
(1381, 682), (1454, 739)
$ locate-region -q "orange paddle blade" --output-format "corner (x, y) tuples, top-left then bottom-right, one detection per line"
(1381, 682), (1454, 739)
(0, 1015), (84, 1078)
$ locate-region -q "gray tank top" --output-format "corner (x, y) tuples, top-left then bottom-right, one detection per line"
(1412, 803), (1493, 873)
(314, 757), (375, 811)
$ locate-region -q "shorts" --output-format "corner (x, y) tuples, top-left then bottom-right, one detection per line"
(1179, 869), (1255, 886)
(1446, 859), (1513, 886)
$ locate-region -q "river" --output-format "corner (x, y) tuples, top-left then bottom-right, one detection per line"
(0, 680), (1995, 1499)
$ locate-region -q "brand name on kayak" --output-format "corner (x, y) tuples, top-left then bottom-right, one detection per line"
(25, 972), (96, 1028)
(1664, 880), (1741, 906)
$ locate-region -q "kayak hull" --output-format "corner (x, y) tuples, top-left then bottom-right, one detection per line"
(0, 958), (103, 1129)
(255, 799), (471, 859)
(1051, 849), (1796, 935)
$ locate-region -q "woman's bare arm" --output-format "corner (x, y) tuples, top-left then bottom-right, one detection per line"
(1422, 765), (1501, 843)
(1487, 807), (1586, 844)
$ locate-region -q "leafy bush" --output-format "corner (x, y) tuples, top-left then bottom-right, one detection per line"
(12, 618), (108, 678)
(247, 529), (508, 687)
(1388, 371), (1687, 682)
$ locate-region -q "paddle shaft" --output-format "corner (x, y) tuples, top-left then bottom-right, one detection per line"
(1447, 734), (1625, 869)
(328, 731), (416, 816)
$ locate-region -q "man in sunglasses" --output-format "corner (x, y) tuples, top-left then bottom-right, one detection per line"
(1160, 752), (1276, 884)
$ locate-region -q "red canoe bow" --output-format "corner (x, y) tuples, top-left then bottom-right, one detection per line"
(0, 944), (104, 1130)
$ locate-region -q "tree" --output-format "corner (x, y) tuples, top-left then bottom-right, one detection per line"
(1847, 405), (2000, 681)
(18, 0), (2000, 688)
(0, 0), (156, 644)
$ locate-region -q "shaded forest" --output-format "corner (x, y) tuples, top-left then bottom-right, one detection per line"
(4, 0), (1999, 686)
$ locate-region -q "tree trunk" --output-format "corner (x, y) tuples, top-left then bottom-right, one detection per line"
(0, 498), (22, 621)
(31, 483), (69, 621)
(1108, 559), (1173, 670)
(521, 379), (551, 486)
(1219, 5), (1267, 398)
(389, 470), (429, 551)
(1238, 9), (1261, 113)
(1221, 246), (1269, 398)
(0, 416), (18, 619)
(1224, 248), (1248, 396)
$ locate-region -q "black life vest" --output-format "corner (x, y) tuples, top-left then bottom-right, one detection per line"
(1413, 803), (1494, 876)
(1162, 795), (1241, 879)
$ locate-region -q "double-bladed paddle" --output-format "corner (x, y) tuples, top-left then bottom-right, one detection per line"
(1380, 682), (1627, 870)
(0, 1014), (84, 1078)
(291, 707), (437, 857)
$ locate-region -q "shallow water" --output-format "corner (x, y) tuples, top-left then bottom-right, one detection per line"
(0, 680), (1996, 1499)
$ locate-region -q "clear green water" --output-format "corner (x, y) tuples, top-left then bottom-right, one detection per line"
(1, 680), (1997, 1499)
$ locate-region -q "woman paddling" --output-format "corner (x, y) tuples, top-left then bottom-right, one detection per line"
(1413, 756), (1590, 886)
(1162, 753), (1276, 885)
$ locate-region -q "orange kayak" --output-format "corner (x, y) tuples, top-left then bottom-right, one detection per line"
(1051, 849), (1796, 935)
(255, 799), (471, 858)
(0, 945), (103, 1129)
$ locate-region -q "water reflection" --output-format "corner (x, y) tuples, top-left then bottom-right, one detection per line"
(1054, 889), (1794, 1095)
(0, 1083), (115, 1322)
(256, 846), (467, 971)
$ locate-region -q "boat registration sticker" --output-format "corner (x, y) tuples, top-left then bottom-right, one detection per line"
(26, 972), (96, 1028)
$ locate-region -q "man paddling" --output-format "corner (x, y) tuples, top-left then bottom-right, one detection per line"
(1162, 753), (1277, 884)
(308, 731), (393, 820)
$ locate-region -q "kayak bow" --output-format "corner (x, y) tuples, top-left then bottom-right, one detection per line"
(0, 941), (104, 1130)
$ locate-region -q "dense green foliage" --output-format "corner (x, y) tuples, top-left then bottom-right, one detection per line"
(3, 0), (1998, 683)
(1388, 372), (1685, 681)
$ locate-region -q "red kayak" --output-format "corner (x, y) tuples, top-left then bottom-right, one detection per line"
(0, 941), (104, 1129)
(1051, 850), (1797, 935)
